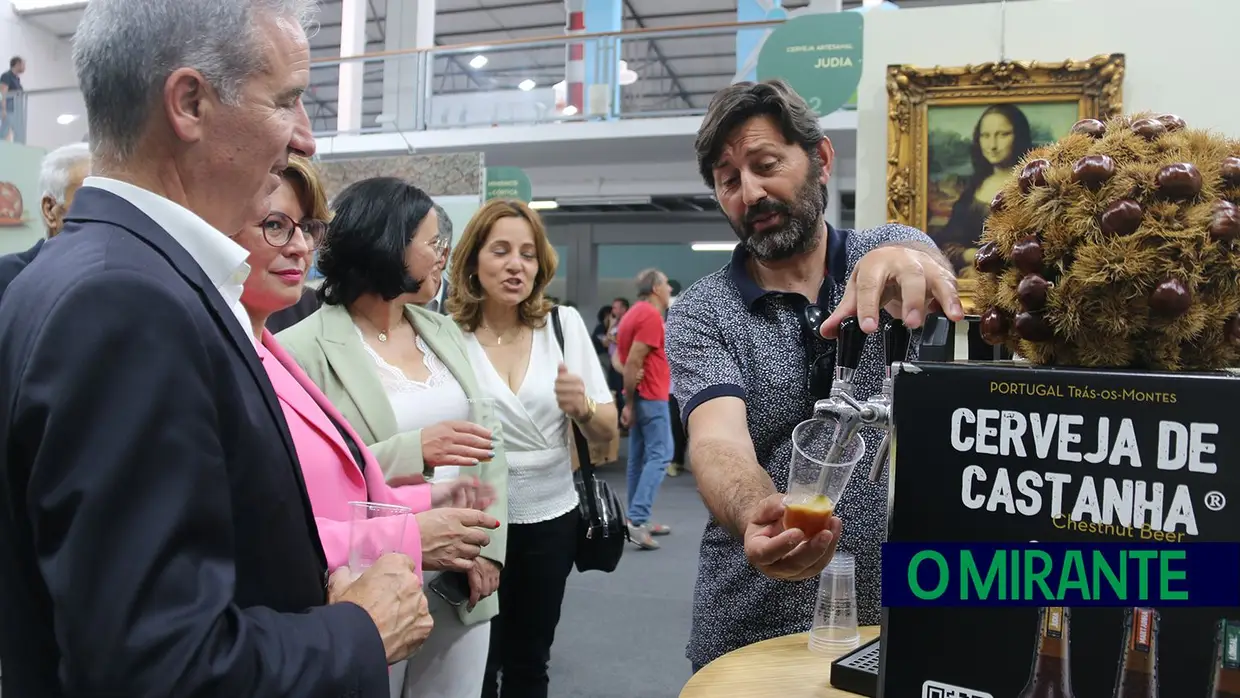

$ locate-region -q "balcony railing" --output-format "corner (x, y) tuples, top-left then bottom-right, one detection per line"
(306, 19), (792, 136)
(2, 91), (28, 145)
(11, 19), (859, 147)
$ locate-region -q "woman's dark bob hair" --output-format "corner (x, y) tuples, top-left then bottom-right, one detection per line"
(316, 176), (435, 307)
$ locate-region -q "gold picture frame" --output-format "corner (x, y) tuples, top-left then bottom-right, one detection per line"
(885, 53), (1125, 310)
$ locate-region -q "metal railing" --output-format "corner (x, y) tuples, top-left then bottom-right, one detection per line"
(305, 19), (798, 136)
(2, 91), (28, 145)
(11, 19), (859, 145)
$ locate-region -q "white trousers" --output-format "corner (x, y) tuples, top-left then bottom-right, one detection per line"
(390, 579), (491, 698)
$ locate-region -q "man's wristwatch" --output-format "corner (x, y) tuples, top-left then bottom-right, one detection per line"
(576, 396), (597, 424)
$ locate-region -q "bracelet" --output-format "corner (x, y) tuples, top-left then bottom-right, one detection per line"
(575, 396), (597, 424)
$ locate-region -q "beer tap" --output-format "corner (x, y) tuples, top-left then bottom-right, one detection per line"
(865, 318), (910, 483)
(812, 317), (869, 463)
(811, 317), (910, 476)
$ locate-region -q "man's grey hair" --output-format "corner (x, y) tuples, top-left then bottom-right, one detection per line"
(694, 79), (825, 189)
(635, 268), (665, 298)
(39, 142), (91, 203)
(433, 203), (453, 243)
(72, 0), (319, 162)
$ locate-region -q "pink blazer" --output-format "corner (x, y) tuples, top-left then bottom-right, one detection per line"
(260, 330), (431, 575)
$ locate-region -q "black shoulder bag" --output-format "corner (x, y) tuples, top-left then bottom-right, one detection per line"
(551, 306), (629, 573)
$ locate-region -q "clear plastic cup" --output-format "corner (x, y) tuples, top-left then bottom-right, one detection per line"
(809, 552), (860, 655)
(347, 501), (412, 574)
(782, 419), (866, 538)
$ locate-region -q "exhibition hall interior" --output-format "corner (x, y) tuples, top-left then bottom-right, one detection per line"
(2, 0), (1239, 696)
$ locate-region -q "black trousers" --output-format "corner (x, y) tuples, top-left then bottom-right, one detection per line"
(482, 507), (580, 698)
(669, 394), (686, 465)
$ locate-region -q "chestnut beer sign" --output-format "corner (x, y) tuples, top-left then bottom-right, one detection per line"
(878, 362), (1240, 698)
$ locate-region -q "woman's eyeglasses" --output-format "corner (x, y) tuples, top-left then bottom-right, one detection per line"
(261, 211), (327, 250)
(799, 303), (837, 401)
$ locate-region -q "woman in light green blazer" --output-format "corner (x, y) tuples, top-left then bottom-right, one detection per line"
(278, 178), (506, 698)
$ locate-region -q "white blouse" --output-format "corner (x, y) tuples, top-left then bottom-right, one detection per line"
(355, 325), (471, 482)
(463, 305), (613, 524)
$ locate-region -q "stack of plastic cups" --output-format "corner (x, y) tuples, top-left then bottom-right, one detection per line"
(808, 552), (859, 656)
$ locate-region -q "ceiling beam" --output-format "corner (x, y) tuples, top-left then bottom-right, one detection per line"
(437, 0), (561, 15)
(622, 0), (693, 109)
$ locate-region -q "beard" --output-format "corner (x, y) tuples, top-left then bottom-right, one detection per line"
(727, 159), (828, 263)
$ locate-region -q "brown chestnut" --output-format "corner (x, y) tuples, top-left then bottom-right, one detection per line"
(1100, 199), (1144, 236)
(1210, 200), (1240, 242)
(1071, 118), (1106, 138)
(1156, 163), (1203, 201)
(1149, 278), (1192, 318)
(1019, 159), (1051, 194)
(1011, 235), (1044, 274)
(974, 240), (1005, 274)
(1222, 157), (1240, 189)
(1017, 274), (1052, 311)
(1130, 118), (1168, 142)
(990, 189), (1006, 213)
(1014, 312), (1054, 342)
(1071, 155), (1116, 191)
(979, 307), (1011, 345)
(1227, 314), (1240, 345)
(1156, 114), (1187, 132)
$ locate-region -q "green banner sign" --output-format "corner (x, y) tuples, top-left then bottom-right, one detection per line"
(485, 167), (532, 203)
(756, 12), (864, 117)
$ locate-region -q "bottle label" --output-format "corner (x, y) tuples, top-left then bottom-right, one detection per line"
(1045, 607), (1064, 639)
(1226, 621), (1240, 670)
(1133, 608), (1152, 653)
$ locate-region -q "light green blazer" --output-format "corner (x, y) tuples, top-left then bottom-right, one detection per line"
(277, 302), (507, 626)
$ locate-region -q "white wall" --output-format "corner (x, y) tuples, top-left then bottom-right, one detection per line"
(855, 0), (1240, 230)
(2, 4), (83, 149)
(0, 4), (77, 91)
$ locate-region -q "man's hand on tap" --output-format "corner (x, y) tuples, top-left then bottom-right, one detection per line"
(821, 243), (963, 337)
(742, 494), (841, 582)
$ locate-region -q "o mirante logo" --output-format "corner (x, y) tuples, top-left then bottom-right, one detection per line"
(880, 542), (1240, 607)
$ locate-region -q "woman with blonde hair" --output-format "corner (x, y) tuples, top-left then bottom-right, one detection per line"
(447, 199), (618, 698)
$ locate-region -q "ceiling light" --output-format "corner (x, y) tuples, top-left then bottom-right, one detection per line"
(529, 200), (559, 210)
(692, 242), (738, 252)
(11, 0), (85, 11)
(617, 60), (639, 86)
(561, 105), (578, 116)
(469, 55), (488, 69)
(56, 114), (78, 125)
(518, 79), (536, 92)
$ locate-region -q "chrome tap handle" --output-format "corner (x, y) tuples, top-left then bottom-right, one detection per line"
(882, 318), (911, 368)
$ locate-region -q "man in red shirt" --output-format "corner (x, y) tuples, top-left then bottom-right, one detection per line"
(617, 268), (675, 550)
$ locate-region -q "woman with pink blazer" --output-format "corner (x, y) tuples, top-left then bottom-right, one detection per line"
(228, 159), (500, 659)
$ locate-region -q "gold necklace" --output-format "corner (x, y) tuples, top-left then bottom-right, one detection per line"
(480, 323), (522, 347)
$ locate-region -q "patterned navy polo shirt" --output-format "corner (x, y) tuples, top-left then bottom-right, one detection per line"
(666, 222), (934, 667)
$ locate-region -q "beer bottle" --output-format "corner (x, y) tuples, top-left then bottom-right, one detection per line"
(1017, 606), (1075, 698)
(1208, 619), (1240, 698)
(1111, 607), (1158, 698)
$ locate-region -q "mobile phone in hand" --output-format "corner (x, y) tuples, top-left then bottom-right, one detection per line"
(428, 571), (471, 607)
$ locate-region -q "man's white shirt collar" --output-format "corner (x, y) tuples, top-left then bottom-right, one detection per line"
(84, 176), (255, 346)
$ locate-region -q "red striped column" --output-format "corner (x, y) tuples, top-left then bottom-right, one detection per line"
(564, 1), (585, 115)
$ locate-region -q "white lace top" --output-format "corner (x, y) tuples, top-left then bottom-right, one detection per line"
(353, 325), (470, 482)
(462, 305), (613, 524)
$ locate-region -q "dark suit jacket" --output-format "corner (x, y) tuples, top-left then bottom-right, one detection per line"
(0, 188), (388, 697)
(0, 238), (43, 301)
(266, 285), (323, 334)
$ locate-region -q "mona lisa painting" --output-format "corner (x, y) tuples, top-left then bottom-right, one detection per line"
(885, 54), (1125, 308)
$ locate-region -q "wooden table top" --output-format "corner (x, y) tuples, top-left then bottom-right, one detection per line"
(679, 627), (881, 698)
